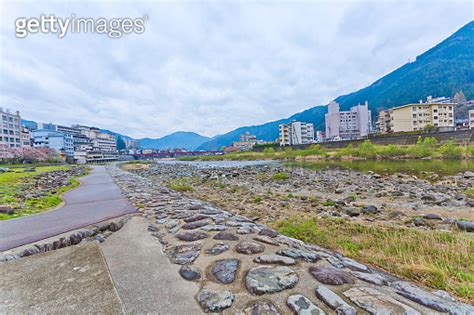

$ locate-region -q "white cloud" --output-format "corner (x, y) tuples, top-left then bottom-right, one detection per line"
(0, 0), (471, 138)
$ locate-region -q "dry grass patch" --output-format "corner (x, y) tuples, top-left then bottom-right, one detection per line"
(275, 216), (474, 302)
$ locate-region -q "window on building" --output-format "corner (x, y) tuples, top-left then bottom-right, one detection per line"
(412, 114), (417, 118)
(412, 107), (417, 111)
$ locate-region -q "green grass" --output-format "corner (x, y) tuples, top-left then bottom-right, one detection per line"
(272, 172), (289, 181)
(275, 216), (474, 302)
(0, 166), (88, 220)
(167, 177), (195, 192)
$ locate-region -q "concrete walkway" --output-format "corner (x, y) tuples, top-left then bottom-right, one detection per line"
(100, 216), (202, 314)
(0, 242), (123, 313)
(0, 166), (136, 251)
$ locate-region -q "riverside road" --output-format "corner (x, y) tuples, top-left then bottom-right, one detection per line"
(0, 166), (136, 251)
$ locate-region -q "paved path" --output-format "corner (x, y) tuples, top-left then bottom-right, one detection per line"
(0, 242), (123, 313)
(101, 216), (202, 314)
(0, 166), (136, 251)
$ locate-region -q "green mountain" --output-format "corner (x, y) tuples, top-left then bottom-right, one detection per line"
(198, 21), (474, 151)
(334, 21), (474, 112)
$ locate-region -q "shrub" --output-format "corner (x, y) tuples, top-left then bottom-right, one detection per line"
(334, 143), (356, 158)
(437, 140), (462, 159)
(355, 140), (377, 159)
(263, 147), (276, 155)
(409, 136), (438, 158)
(465, 145), (474, 157)
(377, 144), (407, 158)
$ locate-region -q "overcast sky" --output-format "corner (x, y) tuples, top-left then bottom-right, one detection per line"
(0, 0), (472, 138)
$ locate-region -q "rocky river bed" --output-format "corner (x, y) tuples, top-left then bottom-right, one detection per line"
(125, 161), (474, 233)
(109, 163), (474, 313)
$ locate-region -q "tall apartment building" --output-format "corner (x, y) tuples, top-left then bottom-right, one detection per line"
(32, 130), (74, 156)
(279, 121), (314, 146)
(324, 101), (372, 141)
(377, 97), (455, 133)
(0, 108), (22, 148)
(468, 109), (474, 129)
(73, 125), (117, 152)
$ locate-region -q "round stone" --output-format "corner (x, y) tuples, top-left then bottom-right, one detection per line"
(246, 266), (298, 295)
(254, 254), (296, 265)
(181, 220), (209, 230)
(287, 294), (326, 314)
(243, 300), (280, 314)
(258, 228), (279, 238)
(211, 259), (240, 284)
(236, 241), (265, 255)
(179, 265), (201, 281)
(176, 231), (208, 242)
(213, 232), (239, 241)
(308, 266), (354, 285)
(206, 243), (230, 255)
(253, 236), (279, 246)
(169, 243), (201, 265)
(197, 289), (234, 312)
(184, 214), (209, 222)
(276, 248), (320, 262)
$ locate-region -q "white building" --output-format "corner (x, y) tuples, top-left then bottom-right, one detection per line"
(325, 101), (372, 141)
(20, 127), (32, 147)
(32, 130), (74, 156)
(73, 125), (117, 152)
(1, 108), (22, 148)
(279, 121), (314, 146)
(469, 109), (474, 129)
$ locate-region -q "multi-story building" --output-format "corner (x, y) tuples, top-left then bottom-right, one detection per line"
(231, 132), (264, 151)
(376, 110), (393, 133)
(123, 138), (140, 150)
(0, 108), (22, 148)
(73, 125), (117, 152)
(325, 101), (372, 141)
(32, 130), (74, 156)
(20, 127), (32, 147)
(469, 109), (474, 129)
(377, 97), (455, 133)
(279, 121), (314, 146)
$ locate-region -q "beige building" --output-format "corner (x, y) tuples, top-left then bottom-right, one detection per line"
(279, 121), (314, 146)
(231, 132), (264, 151)
(377, 97), (455, 133)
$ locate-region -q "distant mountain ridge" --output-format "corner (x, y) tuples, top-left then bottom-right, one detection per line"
(21, 122), (210, 151)
(197, 21), (474, 150)
(138, 131), (211, 150)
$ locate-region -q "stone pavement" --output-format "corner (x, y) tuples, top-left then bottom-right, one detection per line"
(0, 166), (136, 251)
(0, 242), (123, 314)
(100, 215), (202, 314)
(108, 164), (474, 314)
(1, 164), (472, 314)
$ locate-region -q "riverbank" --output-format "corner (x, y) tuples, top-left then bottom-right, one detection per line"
(0, 165), (90, 220)
(123, 161), (474, 302)
(180, 138), (474, 161)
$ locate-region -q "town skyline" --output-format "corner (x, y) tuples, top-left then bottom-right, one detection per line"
(1, 1), (472, 138)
